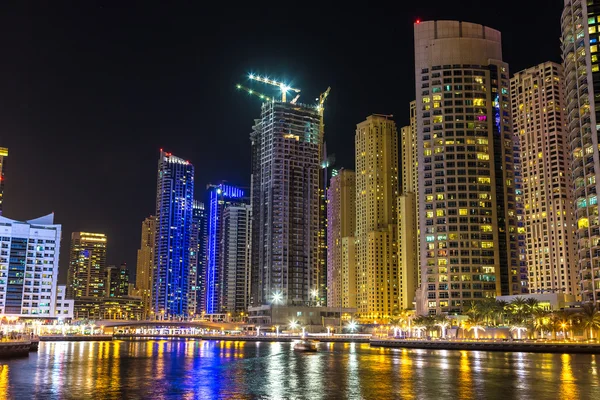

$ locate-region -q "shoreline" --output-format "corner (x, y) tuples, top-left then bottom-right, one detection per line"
(370, 338), (600, 354)
(37, 334), (600, 354)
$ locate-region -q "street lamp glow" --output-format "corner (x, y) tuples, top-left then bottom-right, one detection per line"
(311, 289), (318, 298)
(347, 320), (358, 332)
(289, 320), (299, 330)
(271, 291), (283, 305)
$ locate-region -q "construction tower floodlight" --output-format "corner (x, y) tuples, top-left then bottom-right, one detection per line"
(248, 73), (301, 103)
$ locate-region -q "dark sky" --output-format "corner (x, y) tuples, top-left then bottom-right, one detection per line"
(0, 1), (562, 283)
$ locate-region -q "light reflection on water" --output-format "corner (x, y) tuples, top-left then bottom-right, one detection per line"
(0, 340), (598, 399)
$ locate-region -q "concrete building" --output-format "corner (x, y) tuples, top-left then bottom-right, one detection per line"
(106, 263), (129, 298)
(221, 201), (252, 314)
(248, 304), (356, 331)
(0, 147), (7, 216)
(55, 284), (74, 319)
(496, 293), (578, 311)
(562, 0), (600, 303)
(326, 169), (356, 309)
(355, 114), (399, 322)
(250, 101), (322, 306)
(511, 62), (576, 295)
(189, 201), (207, 316)
(135, 215), (155, 319)
(399, 101), (420, 310)
(398, 194), (418, 310)
(66, 232), (107, 299)
(206, 183), (249, 314)
(0, 214), (60, 317)
(74, 296), (143, 321)
(153, 150), (194, 318)
(414, 21), (521, 315)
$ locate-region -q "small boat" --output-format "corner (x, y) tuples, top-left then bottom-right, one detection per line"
(293, 339), (319, 352)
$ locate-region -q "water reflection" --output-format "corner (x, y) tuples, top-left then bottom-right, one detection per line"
(0, 341), (598, 399)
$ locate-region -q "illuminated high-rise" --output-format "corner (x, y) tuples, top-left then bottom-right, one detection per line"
(250, 101), (322, 306)
(67, 232), (107, 299)
(414, 21), (521, 315)
(222, 201), (252, 314)
(106, 263), (129, 298)
(355, 114), (399, 322)
(135, 215), (155, 318)
(562, 0), (600, 302)
(326, 169), (356, 309)
(399, 101), (420, 310)
(511, 62), (576, 295)
(206, 183), (247, 314)
(0, 213), (60, 317)
(0, 147), (7, 215)
(189, 201), (207, 316)
(153, 150), (194, 318)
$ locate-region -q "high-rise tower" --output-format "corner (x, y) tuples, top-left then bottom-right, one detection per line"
(135, 215), (155, 319)
(206, 183), (247, 314)
(153, 150), (194, 318)
(222, 201), (252, 314)
(399, 101), (420, 310)
(414, 21), (521, 315)
(189, 201), (207, 316)
(355, 114), (399, 322)
(250, 101), (322, 306)
(326, 169), (356, 309)
(67, 232), (107, 299)
(0, 147), (7, 216)
(511, 62), (576, 295)
(562, 0), (600, 303)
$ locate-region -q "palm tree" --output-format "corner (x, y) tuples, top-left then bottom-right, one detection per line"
(467, 317), (486, 339)
(510, 325), (527, 340)
(532, 309), (550, 339)
(464, 301), (481, 319)
(494, 300), (509, 326)
(577, 303), (600, 340)
(550, 311), (572, 340)
(478, 298), (496, 326)
(508, 297), (528, 325)
(435, 315), (451, 338)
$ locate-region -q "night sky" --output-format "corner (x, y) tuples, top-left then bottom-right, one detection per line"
(0, 1), (561, 283)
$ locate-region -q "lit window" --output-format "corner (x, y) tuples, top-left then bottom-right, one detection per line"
(578, 218), (589, 229)
(459, 209), (468, 216)
(590, 26), (597, 34)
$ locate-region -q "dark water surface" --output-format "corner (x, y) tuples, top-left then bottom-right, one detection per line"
(0, 340), (598, 399)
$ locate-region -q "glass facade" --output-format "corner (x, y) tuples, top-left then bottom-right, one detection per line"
(153, 150), (194, 318)
(562, 0), (600, 303)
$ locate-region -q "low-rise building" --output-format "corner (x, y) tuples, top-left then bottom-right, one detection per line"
(248, 305), (357, 332)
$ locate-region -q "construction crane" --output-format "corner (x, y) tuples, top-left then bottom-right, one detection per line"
(235, 84), (273, 102)
(248, 74), (301, 102)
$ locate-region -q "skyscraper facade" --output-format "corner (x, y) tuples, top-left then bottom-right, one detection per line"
(326, 168), (356, 309)
(67, 232), (107, 299)
(562, 0), (600, 303)
(399, 101), (420, 310)
(511, 61), (576, 295)
(135, 215), (155, 319)
(250, 101), (322, 306)
(153, 150), (194, 318)
(222, 202), (252, 314)
(414, 21), (521, 315)
(206, 184), (246, 314)
(0, 147), (7, 216)
(0, 213), (60, 317)
(189, 201), (207, 316)
(355, 114), (399, 322)
(106, 263), (129, 298)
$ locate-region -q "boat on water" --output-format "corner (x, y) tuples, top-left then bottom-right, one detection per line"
(293, 339), (319, 352)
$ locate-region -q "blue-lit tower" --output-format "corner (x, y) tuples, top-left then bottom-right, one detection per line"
(206, 183), (245, 314)
(189, 200), (208, 315)
(153, 150), (194, 318)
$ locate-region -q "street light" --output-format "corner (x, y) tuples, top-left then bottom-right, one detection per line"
(271, 291), (283, 305)
(347, 320), (358, 333)
(289, 320), (299, 335)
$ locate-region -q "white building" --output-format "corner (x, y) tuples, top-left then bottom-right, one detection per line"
(0, 214), (61, 318)
(55, 284), (74, 319)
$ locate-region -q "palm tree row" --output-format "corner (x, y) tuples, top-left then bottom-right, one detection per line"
(462, 297), (600, 340)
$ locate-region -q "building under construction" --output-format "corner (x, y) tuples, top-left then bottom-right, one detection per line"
(250, 100), (323, 306)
